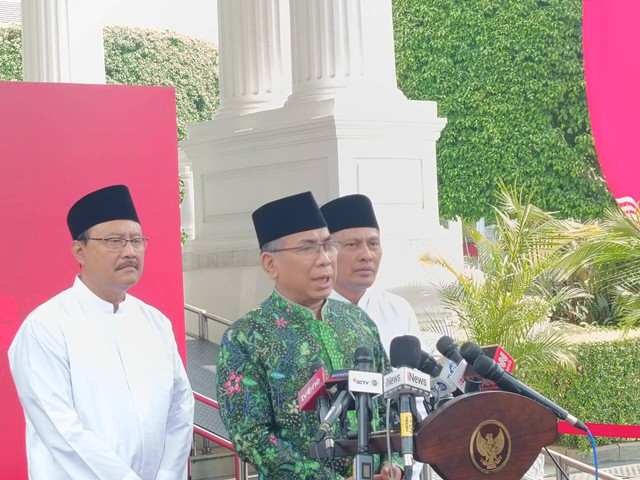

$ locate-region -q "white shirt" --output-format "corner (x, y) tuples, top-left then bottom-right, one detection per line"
(329, 288), (440, 355)
(8, 277), (194, 480)
(330, 288), (439, 480)
(330, 289), (544, 480)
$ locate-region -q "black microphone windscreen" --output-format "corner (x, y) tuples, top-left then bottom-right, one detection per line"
(354, 347), (374, 370)
(436, 336), (463, 363)
(419, 351), (441, 377)
(460, 341), (483, 364)
(473, 355), (500, 380)
(389, 335), (421, 368)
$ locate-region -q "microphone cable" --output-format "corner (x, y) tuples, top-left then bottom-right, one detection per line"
(543, 426), (599, 480)
(386, 397), (400, 480)
(587, 429), (599, 480)
(543, 447), (570, 480)
(312, 442), (333, 480)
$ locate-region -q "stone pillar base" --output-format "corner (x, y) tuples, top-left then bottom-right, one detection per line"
(180, 96), (461, 322)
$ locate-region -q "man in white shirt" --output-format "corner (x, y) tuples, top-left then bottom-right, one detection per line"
(322, 194), (544, 480)
(8, 185), (194, 480)
(322, 194), (440, 480)
(321, 194), (439, 354)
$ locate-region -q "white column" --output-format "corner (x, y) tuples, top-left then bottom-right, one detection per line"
(287, 0), (404, 104)
(21, 0), (105, 83)
(215, 0), (291, 118)
(179, 148), (196, 242)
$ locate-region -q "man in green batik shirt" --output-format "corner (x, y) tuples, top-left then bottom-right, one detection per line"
(216, 192), (402, 480)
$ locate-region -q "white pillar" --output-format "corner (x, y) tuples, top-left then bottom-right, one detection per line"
(287, 0), (404, 104)
(181, 0), (457, 321)
(179, 148), (196, 242)
(21, 0), (105, 83)
(215, 0), (291, 117)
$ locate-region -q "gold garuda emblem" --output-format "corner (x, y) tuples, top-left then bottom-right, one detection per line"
(470, 420), (511, 474)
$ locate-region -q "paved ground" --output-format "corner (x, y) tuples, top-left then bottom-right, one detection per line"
(565, 326), (640, 344)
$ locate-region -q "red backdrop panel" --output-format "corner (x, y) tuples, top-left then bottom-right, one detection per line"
(0, 81), (185, 479)
(583, 0), (640, 213)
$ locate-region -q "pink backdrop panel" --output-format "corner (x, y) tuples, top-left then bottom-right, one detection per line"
(0, 81), (185, 479)
(583, 0), (640, 213)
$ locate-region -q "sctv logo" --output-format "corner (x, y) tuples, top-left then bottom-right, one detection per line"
(352, 377), (370, 386)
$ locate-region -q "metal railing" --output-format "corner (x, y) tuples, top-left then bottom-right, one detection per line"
(185, 303), (233, 341)
(546, 448), (623, 480)
(191, 389), (251, 480)
(186, 303), (251, 480)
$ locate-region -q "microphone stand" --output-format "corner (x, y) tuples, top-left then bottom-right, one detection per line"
(353, 348), (375, 480)
(353, 390), (374, 480)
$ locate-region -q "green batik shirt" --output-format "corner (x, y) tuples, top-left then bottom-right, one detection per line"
(216, 290), (398, 479)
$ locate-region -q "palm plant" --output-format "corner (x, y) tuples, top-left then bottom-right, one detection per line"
(554, 205), (640, 329)
(421, 183), (594, 373)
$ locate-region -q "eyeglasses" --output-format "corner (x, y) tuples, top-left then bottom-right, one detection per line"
(86, 237), (150, 251)
(267, 240), (341, 257)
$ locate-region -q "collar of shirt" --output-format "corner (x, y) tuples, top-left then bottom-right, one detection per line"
(268, 288), (330, 322)
(72, 275), (131, 315)
(329, 288), (375, 309)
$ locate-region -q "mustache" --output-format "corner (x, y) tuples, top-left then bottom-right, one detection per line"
(116, 261), (138, 270)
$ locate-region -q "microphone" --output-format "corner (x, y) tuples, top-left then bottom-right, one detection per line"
(326, 369), (350, 390)
(461, 342), (515, 391)
(483, 344), (515, 372)
(315, 387), (353, 442)
(418, 350), (465, 396)
(460, 342), (588, 432)
(436, 336), (463, 364)
(298, 362), (331, 422)
(352, 347), (375, 478)
(435, 336), (468, 397)
(463, 343), (515, 375)
(390, 335), (423, 480)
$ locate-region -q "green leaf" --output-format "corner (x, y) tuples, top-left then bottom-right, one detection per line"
(242, 377), (258, 388)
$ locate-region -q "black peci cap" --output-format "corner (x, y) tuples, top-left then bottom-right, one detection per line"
(321, 194), (379, 234)
(252, 191), (327, 248)
(67, 185), (140, 239)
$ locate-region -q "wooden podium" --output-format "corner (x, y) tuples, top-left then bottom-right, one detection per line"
(310, 391), (558, 479)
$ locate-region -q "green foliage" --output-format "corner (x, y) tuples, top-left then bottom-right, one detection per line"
(179, 177), (186, 204)
(0, 24), (22, 81)
(394, 0), (614, 221)
(179, 177), (189, 245)
(524, 338), (640, 450)
(422, 183), (594, 371)
(104, 26), (219, 141)
(0, 25), (219, 141)
(556, 206), (640, 329)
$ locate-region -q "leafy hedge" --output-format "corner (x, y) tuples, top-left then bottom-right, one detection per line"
(522, 338), (640, 450)
(104, 26), (219, 140)
(0, 23), (22, 81)
(393, 0), (614, 221)
(0, 24), (220, 140)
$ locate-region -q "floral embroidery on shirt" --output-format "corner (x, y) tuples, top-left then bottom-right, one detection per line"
(223, 371), (243, 395)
